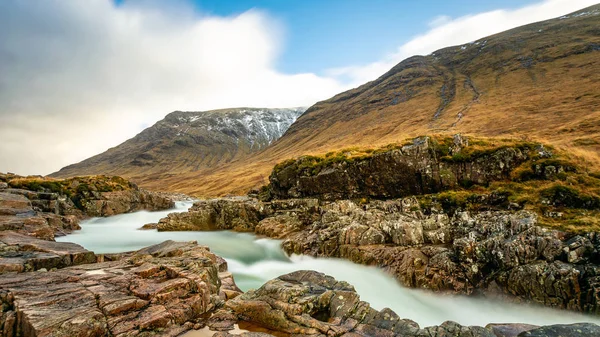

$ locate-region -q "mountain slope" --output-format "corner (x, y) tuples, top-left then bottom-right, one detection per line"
(52, 107), (305, 179)
(149, 5), (600, 196)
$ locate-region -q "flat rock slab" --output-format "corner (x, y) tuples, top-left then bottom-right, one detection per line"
(0, 240), (223, 337)
(0, 231), (96, 273)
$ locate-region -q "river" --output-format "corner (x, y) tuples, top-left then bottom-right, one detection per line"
(57, 201), (600, 327)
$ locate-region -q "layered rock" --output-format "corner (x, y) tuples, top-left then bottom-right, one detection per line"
(265, 135), (540, 201)
(0, 231), (96, 273)
(0, 174), (174, 238)
(0, 191), (79, 240)
(157, 196), (600, 314)
(206, 270), (600, 337)
(0, 240), (224, 337)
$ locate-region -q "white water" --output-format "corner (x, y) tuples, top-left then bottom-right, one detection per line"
(58, 202), (600, 327)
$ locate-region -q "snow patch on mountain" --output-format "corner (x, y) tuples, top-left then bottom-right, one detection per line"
(168, 107), (306, 149)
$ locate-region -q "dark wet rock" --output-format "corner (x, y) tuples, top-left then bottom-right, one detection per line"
(0, 240), (224, 337)
(518, 323), (600, 336)
(265, 136), (530, 201)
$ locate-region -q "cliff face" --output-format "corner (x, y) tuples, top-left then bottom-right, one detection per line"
(265, 135), (537, 201)
(51, 107), (305, 182)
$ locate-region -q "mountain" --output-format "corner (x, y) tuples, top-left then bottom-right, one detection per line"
(52, 107), (305, 181)
(56, 6), (600, 196)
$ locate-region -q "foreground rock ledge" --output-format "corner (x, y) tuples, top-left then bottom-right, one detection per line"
(207, 270), (600, 337)
(0, 240), (224, 337)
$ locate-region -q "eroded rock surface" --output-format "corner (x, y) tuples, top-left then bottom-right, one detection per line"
(0, 192), (79, 240)
(0, 240), (223, 337)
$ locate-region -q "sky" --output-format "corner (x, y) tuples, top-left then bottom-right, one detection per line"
(0, 0), (598, 175)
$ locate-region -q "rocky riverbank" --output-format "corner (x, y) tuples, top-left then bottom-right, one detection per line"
(156, 135), (600, 315)
(0, 174), (175, 239)
(1, 236), (598, 337)
(156, 196), (600, 314)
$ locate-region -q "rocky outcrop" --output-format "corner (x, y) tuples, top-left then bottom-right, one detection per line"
(0, 191), (80, 240)
(76, 188), (174, 217)
(157, 198), (318, 232)
(265, 135), (539, 201)
(0, 240), (225, 337)
(0, 231), (96, 273)
(157, 198), (266, 232)
(158, 196), (600, 315)
(0, 174), (174, 238)
(206, 270), (600, 337)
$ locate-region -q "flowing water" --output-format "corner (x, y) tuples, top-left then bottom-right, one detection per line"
(58, 201), (600, 327)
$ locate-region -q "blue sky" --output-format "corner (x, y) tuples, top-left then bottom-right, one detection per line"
(187, 0), (542, 74)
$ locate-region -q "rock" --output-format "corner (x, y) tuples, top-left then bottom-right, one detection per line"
(212, 332), (274, 337)
(219, 272), (243, 300)
(209, 270), (496, 337)
(486, 323), (539, 337)
(78, 189), (174, 217)
(158, 198), (264, 232)
(0, 231), (96, 273)
(518, 323), (600, 336)
(140, 223), (158, 230)
(0, 175), (176, 238)
(0, 240), (223, 337)
(266, 135), (531, 201)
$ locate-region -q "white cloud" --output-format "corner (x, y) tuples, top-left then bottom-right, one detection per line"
(330, 0), (599, 85)
(0, 0), (346, 175)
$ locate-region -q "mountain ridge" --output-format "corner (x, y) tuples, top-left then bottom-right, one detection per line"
(52, 107), (306, 180)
